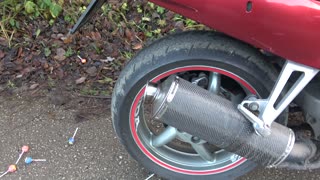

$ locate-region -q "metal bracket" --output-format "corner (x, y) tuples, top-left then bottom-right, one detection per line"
(238, 60), (319, 136)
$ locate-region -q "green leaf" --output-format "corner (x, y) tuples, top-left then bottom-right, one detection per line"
(137, 6), (143, 13)
(9, 19), (15, 27)
(148, 2), (155, 9)
(49, 19), (55, 26)
(142, 17), (151, 22)
(35, 29), (41, 38)
(25, 1), (37, 14)
(43, 0), (52, 6)
(44, 47), (51, 57)
(153, 29), (161, 34)
(64, 15), (72, 23)
(15, 21), (20, 28)
(50, 3), (62, 18)
(121, 2), (128, 11)
(156, 6), (165, 14)
(145, 31), (153, 38)
(65, 47), (74, 57)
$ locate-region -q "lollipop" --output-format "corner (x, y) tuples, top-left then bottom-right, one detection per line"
(0, 165), (17, 178)
(68, 127), (79, 145)
(15, 145), (29, 164)
(77, 55), (87, 64)
(25, 157), (47, 165)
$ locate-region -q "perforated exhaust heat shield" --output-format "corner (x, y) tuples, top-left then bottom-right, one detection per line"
(149, 76), (295, 167)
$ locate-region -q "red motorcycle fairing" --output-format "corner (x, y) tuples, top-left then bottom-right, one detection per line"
(150, 0), (320, 69)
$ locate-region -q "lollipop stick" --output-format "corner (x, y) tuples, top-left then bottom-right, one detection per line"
(15, 146), (29, 164)
(72, 128), (79, 138)
(0, 165), (17, 178)
(0, 171), (8, 178)
(145, 173), (155, 180)
(34, 159), (47, 162)
(15, 153), (23, 164)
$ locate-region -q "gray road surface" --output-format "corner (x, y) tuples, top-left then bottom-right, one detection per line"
(0, 93), (319, 180)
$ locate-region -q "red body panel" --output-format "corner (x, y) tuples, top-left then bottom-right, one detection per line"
(150, 0), (320, 69)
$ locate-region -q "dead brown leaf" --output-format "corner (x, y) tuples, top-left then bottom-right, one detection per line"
(125, 28), (133, 41)
(132, 43), (143, 50)
(91, 32), (102, 41)
(17, 47), (23, 58)
(54, 48), (66, 61)
(29, 83), (39, 90)
(0, 50), (5, 59)
(63, 36), (73, 44)
(0, 37), (7, 46)
(76, 77), (86, 84)
(86, 66), (98, 77)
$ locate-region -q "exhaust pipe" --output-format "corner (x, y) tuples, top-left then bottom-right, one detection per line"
(147, 76), (316, 168)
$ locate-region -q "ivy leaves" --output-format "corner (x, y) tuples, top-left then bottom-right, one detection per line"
(24, 0), (62, 19)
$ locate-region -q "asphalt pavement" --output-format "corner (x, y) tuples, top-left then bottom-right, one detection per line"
(0, 93), (320, 180)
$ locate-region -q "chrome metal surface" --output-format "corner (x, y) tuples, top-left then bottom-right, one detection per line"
(208, 72), (221, 94)
(145, 84), (158, 99)
(268, 129), (295, 168)
(152, 126), (178, 147)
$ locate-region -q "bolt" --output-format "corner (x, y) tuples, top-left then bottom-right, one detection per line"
(191, 136), (201, 143)
(249, 102), (259, 111)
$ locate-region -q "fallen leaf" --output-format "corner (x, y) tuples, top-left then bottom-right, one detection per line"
(44, 47), (51, 57)
(76, 77), (86, 84)
(125, 28), (133, 41)
(17, 47), (23, 58)
(54, 48), (66, 61)
(57, 34), (64, 39)
(0, 37), (7, 46)
(20, 67), (36, 75)
(86, 66), (98, 77)
(56, 68), (64, 79)
(30, 83), (39, 90)
(132, 43), (143, 50)
(91, 32), (102, 41)
(0, 50), (5, 59)
(62, 35), (73, 44)
(43, 62), (49, 69)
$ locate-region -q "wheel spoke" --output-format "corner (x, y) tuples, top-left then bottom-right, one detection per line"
(208, 72), (221, 94)
(152, 126), (178, 147)
(191, 143), (215, 162)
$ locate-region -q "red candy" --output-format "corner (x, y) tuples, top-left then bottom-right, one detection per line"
(8, 165), (17, 173)
(22, 146), (29, 153)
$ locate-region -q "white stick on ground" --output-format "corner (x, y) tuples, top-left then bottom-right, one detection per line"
(72, 128), (79, 139)
(145, 173), (155, 180)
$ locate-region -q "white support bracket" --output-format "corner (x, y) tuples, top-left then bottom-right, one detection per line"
(238, 60), (319, 137)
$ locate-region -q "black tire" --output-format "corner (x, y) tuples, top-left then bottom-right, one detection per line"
(111, 31), (286, 180)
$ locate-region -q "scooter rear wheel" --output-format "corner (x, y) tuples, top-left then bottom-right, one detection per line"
(111, 31), (287, 179)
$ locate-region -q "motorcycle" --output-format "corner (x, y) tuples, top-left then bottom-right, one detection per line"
(71, 0), (320, 179)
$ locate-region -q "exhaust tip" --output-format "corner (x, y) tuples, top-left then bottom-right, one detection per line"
(144, 82), (159, 102)
(147, 76), (180, 120)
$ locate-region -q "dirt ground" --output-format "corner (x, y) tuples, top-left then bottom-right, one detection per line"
(1, 90), (320, 180)
(0, 89), (151, 180)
